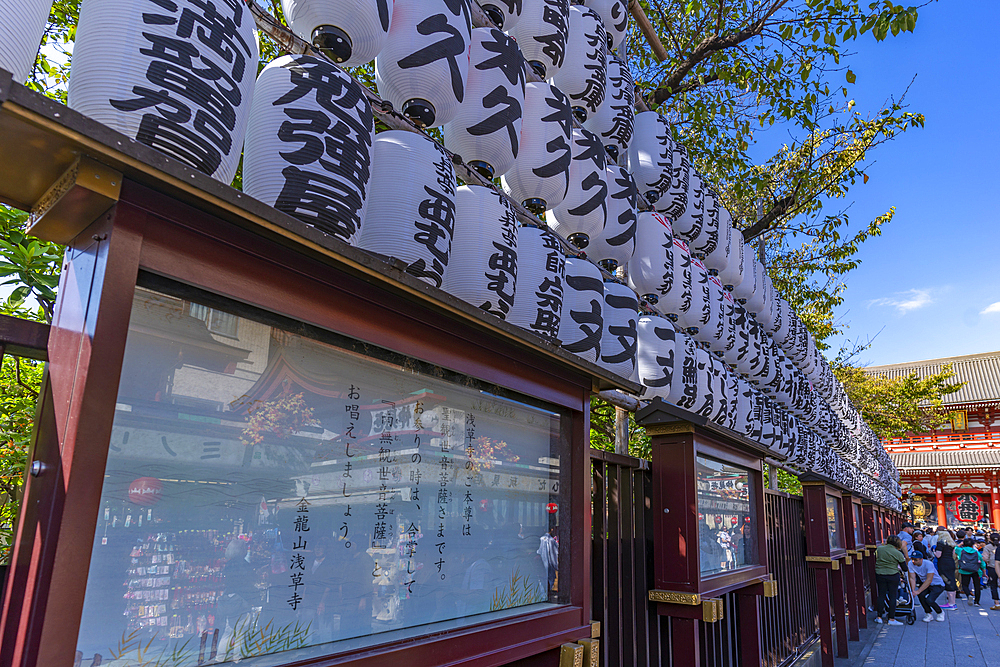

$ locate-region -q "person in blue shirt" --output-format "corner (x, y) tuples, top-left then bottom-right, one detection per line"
(897, 522), (915, 556)
(908, 551), (946, 622)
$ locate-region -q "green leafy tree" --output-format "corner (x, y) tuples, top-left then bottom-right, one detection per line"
(625, 0), (925, 346)
(0, 356), (43, 563)
(834, 362), (963, 440)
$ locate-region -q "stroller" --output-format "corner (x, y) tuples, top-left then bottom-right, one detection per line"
(892, 579), (917, 625)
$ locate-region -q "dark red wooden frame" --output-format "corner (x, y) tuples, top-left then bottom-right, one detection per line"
(649, 429), (770, 600)
(0, 180), (596, 667)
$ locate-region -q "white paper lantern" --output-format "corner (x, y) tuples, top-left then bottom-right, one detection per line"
(587, 165), (637, 272)
(598, 280), (637, 377)
(357, 130), (456, 287)
(69, 0), (258, 183)
(725, 363), (740, 431)
(583, 55), (634, 164)
(627, 111), (673, 209)
(703, 353), (730, 425)
(704, 207), (732, 273)
(480, 0), (522, 29)
(742, 259), (768, 314)
(557, 257), (605, 362)
(690, 189), (720, 258)
(660, 142), (690, 222)
(656, 235), (693, 324)
(547, 127), (607, 248)
(551, 5), (606, 122)
(509, 0), (568, 79)
(501, 81), (572, 213)
(719, 229), (746, 291)
(243, 55), (372, 245)
(731, 245), (758, 303)
(673, 171), (705, 243)
(443, 28), (525, 179)
(677, 255), (710, 335)
(636, 314), (676, 399)
(0, 0), (52, 83)
(693, 274), (729, 354)
(508, 225), (565, 341)
(375, 0), (472, 128)
(723, 302), (749, 369)
(585, 0), (628, 51)
(282, 0), (392, 67)
(627, 211), (672, 305)
(442, 185), (519, 318)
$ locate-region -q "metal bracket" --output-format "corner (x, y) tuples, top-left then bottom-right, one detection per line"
(702, 598), (724, 622)
(578, 639), (599, 667)
(649, 590), (701, 605)
(28, 156), (121, 244)
(559, 643), (583, 667)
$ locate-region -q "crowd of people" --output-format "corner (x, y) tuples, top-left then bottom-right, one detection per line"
(873, 521), (1000, 625)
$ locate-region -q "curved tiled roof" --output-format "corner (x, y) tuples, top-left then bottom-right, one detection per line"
(892, 448), (1000, 470)
(864, 350), (1000, 406)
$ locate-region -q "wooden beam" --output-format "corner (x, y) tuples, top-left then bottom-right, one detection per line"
(629, 0), (669, 62)
(0, 314), (49, 361)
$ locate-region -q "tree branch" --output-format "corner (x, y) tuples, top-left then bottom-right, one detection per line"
(742, 194), (797, 240)
(649, 0), (790, 106)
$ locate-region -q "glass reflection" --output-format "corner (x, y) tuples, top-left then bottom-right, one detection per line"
(696, 456), (757, 576)
(827, 494), (843, 550)
(75, 286), (567, 666)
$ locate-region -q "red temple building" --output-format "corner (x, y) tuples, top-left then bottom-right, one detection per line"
(866, 351), (1000, 530)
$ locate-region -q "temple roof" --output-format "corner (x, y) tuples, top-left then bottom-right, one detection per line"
(892, 448), (1000, 470)
(865, 350), (1000, 406)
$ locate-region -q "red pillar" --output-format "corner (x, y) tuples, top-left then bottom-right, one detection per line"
(991, 472), (1000, 531)
(936, 474), (946, 528)
(831, 564), (849, 658)
(845, 560), (860, 641)
(814, 567), (834, 667)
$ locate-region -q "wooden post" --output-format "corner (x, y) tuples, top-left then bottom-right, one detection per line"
(831, 563), (849, 658)
(853, 554), (867, 629)
(814, 567), (834, 667)
(671, 617), (700, 667)
(737, 591), (762, 667)
(844, 558), (860, 641)
(614, 407), (629, 455)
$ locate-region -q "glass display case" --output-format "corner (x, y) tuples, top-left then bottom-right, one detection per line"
(696, 456), (757, 576)
(74, 285), (570, 665)
(826, 494), (843, 551)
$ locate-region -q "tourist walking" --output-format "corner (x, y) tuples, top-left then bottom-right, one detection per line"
(934, 527), (959, 609)
(955, 536), (985, 606)
(907, 551), (946, 622)
(874, 535), (908, 625)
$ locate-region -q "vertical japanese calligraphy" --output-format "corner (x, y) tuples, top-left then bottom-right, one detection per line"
(358, 131), (456, 288)
(69, 0), (259, 183)
(375, 0), (472, 127)
(244, 55), (373, 245)
(508, 226), (564, 342)
(444, 186), (519, 319)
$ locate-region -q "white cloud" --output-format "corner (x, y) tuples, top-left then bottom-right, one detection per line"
(981, 301), (1000, 315)
(866, 288), (934, 314)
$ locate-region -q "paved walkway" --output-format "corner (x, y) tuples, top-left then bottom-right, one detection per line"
(850, 593), (1000, 666)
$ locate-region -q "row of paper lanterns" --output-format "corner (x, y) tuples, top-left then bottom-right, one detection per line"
(0, 0), (899, 503)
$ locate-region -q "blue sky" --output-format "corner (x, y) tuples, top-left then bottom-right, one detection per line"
(816, 1), (1000, 366)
